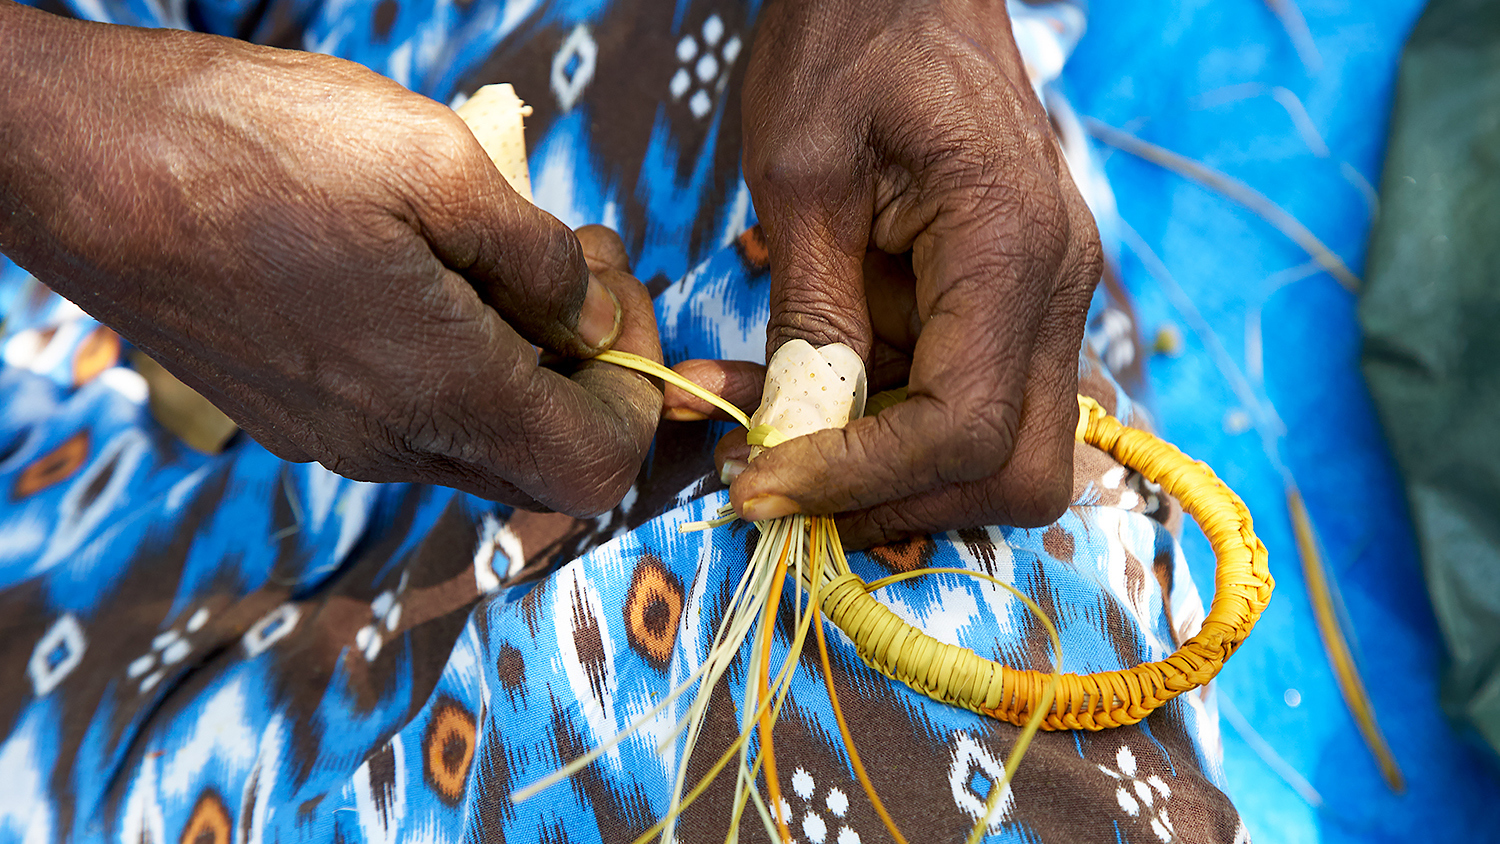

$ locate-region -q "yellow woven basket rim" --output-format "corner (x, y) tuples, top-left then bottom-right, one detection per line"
(824, 395), (1273, 730)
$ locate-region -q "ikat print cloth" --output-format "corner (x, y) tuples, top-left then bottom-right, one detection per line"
(4, 0), (1493, 843)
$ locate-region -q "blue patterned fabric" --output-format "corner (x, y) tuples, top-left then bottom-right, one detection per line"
(0, 203), (1239, 843)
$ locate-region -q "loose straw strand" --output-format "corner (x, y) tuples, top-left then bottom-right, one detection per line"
(812, 518), (910, 844)
(757, 533), (794, 843)
(1288, 487), (1403, 791)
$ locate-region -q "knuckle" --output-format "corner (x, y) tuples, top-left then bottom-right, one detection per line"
(398, 118), (479, 191)
(997, 178), (1070, 258)
(938, 219), (1031, 286)
(917, 127), (1002, 181)
(1006, 468), (1071, 528)
(766, 295), (867, 353)
(1033, 184), (1074, 248)
(320, 436), (400, 484)
(746, 128), (856, 200)
(916, 135), (1074, 265)
(409, 105), (480, 167)
(929, 396), (1020, 483)
(521, 218), (588, 309)
(922, 182), (1072, 294)
(1014, 200), (1071, 282)
(1076, 223), (1104, 275)
(908, 87), (1039, 175)
(1069, 214), (1105, 294)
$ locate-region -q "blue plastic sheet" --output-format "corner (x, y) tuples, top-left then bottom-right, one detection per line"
(1068, 2), (1500, 840)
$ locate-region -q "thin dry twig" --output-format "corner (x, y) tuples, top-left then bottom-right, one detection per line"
(1264, 0), (1324, 73)
(1085, 118), (1361, 293)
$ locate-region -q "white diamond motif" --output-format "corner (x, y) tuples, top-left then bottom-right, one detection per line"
(244, 603), (301, 657)
(792, 767), (814, 799)
(702, 14), (723, 45)
(670, 68), (692, 99)
(825, 787), (848, 817)
(695, 53), (719, 83)
(689, 89), (712, 118)
(947, 732), (1014, 833)
(551, 24), (597, 111)
(29, 614), (86, 696)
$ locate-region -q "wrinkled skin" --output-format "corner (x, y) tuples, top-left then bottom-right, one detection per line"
(0, 3), (661, 517)
(0, 0), (1098, 533)
(664, 0), (1103, 547)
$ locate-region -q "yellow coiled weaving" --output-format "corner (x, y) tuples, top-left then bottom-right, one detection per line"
(594, 350), (1274, 731)
(816, 394), (1273, 730)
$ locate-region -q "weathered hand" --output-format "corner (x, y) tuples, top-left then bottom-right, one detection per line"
(0, 5), (661, 516)
(674, 0), (1102, 546)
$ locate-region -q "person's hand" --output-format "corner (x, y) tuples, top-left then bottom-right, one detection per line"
(0, 5), (661, 516)
(666, 0), (1102, 547)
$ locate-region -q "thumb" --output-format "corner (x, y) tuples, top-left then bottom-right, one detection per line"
(419, 117), (620, 358)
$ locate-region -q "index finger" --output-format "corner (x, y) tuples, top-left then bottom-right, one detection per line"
(742, 96), (875, 360)
(730, 179), (1075, 520)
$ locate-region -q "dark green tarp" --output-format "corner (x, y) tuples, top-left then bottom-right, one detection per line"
(1363, 0), (1500, 758)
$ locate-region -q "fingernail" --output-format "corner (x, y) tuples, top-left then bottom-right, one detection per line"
(740, 494), (800, 523)
(578, 274), (622, 350)
(664, 407), (710, 422)
(719, 459), (748, 485)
